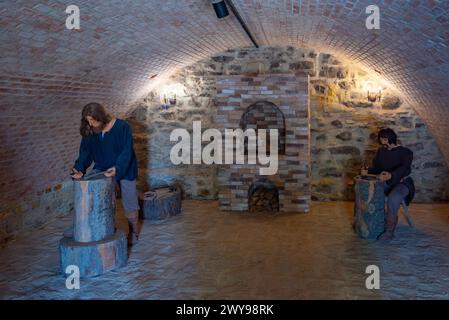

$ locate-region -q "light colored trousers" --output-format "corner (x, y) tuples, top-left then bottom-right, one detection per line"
(89, 169), (140, 218)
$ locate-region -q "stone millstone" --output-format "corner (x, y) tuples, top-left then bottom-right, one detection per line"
(59, 230), (127, 278)
(73, 176), (116, 242)
(140, 185), (182, 220)
(353, 175), (385, 239)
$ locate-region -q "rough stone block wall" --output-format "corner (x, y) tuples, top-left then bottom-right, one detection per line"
(215, 74), (310, 212)
(131, 46), (449, 203)
(309, 54), (449, 202)
(128, 97), (218, 199)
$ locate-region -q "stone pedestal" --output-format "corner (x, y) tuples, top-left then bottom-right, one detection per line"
(59, 175), (128, 277)
(73, 175), (116, 242)
(353, 175), (385, 239)
(59, 230), (127, 278)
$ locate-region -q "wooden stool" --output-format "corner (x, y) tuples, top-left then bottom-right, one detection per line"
(400, 200), (415, 228)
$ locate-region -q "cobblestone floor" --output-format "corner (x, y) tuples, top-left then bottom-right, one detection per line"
(1, 200), (449, 299)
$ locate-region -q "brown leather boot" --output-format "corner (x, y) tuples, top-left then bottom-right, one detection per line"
(127, 212), (140, 246)
(378, 214), (398, 241)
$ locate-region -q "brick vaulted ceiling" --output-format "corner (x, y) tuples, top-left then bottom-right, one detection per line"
(0, 0), (448, 202)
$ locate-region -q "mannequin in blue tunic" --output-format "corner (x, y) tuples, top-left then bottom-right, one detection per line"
(71, 103), (140, 245)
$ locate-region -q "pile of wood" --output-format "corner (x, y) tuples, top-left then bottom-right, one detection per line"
(140, 185), (182, 220)
(249, 186), (279, 213)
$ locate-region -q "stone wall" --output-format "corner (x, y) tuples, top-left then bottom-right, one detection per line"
(128, 95), (218, 199)
(309, 53), (449, 202)
(130, 46), (449, 203)
(0, 180), (74, 245)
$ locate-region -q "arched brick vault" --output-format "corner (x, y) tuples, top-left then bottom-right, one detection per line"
(0, 0), (448, 204)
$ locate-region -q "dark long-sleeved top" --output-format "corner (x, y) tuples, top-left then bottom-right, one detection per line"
(368, 145), (415, 204)
(74, 119), (138, 181)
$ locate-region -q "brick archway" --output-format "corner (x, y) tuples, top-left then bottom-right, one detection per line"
(240, 101), (286, 156)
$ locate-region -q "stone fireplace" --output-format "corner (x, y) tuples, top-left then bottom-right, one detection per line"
(215, 74), (311, 213)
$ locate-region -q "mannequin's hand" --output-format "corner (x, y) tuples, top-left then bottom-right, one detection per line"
(378, 171), (392, 181)
(71, 168), (83, 180)
(104, 167), (116, 177)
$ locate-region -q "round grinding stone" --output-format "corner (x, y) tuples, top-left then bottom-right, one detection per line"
(59, 229), (128, 278)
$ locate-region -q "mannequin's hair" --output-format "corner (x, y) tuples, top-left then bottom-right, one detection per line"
(79, 103), (111, 137)
(378, 128), (397, 144)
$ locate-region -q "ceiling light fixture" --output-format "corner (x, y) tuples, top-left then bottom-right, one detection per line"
(211, 0), (229, 19)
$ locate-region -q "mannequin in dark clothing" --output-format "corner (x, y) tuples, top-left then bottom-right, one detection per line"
(361, 128), (415, 241)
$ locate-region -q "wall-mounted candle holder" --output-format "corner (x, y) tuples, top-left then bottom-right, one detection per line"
(363, 81), (383, 103)
(160, 83), (185, 110)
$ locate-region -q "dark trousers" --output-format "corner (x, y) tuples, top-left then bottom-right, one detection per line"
(384, 183), (409, 219)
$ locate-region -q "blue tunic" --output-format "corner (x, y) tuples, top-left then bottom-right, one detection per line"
(74, 119), (138, 181)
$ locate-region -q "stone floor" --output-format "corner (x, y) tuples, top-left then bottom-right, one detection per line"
(1, 200), (449, 299)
